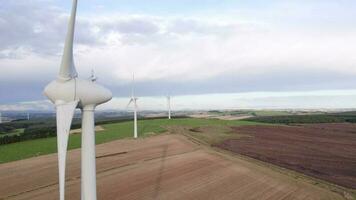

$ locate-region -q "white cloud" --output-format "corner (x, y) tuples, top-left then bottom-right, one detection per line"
(4, 90), (356, 111)
(1, 0), (356, 103)
(0, 100), (52, 111)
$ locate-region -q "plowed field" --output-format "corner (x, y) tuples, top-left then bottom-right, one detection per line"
(0, 134), (344, 200)
(216, 123), (356, 189)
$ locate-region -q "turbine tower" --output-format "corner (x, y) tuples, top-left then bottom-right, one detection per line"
(43, 1), (112, 200)
(0, 112), (2, 124)
(127, 74), (138, 139)
(27, 113), (30, 120)
(167, 96), (171, 119)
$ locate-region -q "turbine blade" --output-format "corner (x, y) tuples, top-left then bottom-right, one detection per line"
(58, 0), (78, 80)
(126, 99), (134, 109)
(56, 101), (78, 200)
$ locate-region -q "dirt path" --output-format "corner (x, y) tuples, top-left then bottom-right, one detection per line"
(70, 125), (104, 134)
(0, 134), (344, 200)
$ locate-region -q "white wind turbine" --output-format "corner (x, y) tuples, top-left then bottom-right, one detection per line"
(43, 0), (112, 200)
(0, 112), (2, 124)
(127, 74), (138, 139)
(90, 69), (97, 82)
(167, 96), (171, 120)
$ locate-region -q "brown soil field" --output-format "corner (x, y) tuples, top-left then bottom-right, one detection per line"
(215, 123), (356, 189)
(0, 134), (345, 200)
(189, 114), (252, 121)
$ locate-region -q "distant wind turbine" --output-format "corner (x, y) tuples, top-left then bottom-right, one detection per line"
(127, 74), (138, 139)
(27, 113), (30, 120)
(0, 112), (2, 124)
(90, 69), (97, 82)
(167, 96), (171, 120)
(43, 0), (112, 200)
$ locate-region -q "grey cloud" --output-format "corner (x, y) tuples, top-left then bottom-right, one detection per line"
(1, 0), (246, 58)
(0, 1), (162, 57)
(111, 19), (159, 35)
(3, 0), (356, 106)
(0, 1), (66, 56)
(0, 1), (104, 58)
(0, 1), (249, 58)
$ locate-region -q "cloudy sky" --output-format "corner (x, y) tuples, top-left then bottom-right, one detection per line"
(1, 0), (356, 110)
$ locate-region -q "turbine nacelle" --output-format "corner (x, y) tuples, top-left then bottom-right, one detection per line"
(44, 78), (112, 108)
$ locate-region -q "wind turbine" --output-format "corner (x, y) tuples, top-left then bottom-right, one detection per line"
(27, 113), (30, 120)
(0, 112), (2, 124)
(90, 69), (97, 82)
(127, 74), (138, 139)
(167, 96), (171, 119)
(43, 1), (112, 200)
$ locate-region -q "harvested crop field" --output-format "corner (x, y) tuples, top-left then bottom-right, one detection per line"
(215, 123), (356, 189)
(0, 134), (344, 200)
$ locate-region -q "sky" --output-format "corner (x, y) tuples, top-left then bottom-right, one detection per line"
(1, 0), (356, 110)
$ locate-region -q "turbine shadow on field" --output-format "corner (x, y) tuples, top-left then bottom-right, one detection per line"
(153, 144), (168, 199)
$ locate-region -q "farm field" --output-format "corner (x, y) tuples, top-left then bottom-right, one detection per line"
(0, 118), (261, 163)
(0, 134), (343, 200)
(215, 123), (356, 189)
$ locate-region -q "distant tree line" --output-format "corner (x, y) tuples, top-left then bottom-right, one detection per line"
(0, 121), (57, 145)
(245, 114), (356, 124)
(0, 116), (187, 145)
(0, 120), (36, 134)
